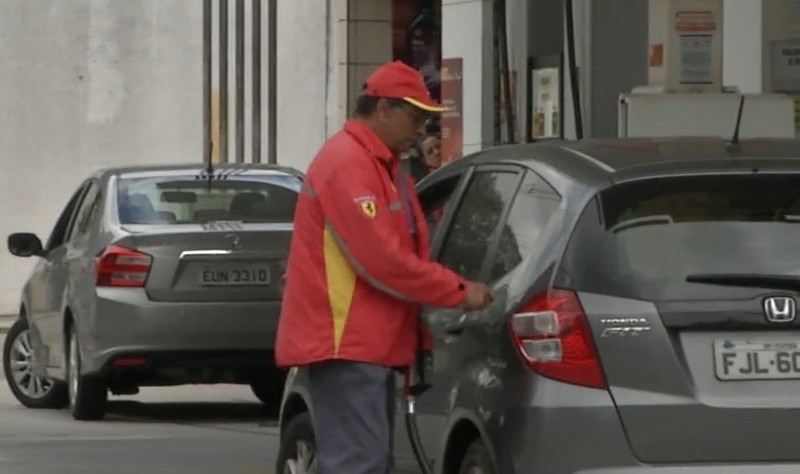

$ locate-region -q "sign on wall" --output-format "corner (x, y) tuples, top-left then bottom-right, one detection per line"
(770, 39), (800, 93)
(770, 38), (800, 136)
(440, 58), (463, 163)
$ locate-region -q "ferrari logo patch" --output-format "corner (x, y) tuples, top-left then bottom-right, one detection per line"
(360, 200), (377, 218)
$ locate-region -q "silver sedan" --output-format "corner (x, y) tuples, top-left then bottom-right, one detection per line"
(3, 163), (302, 420)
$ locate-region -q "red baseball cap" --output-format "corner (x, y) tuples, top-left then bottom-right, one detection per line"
(362, 60), (446, 113)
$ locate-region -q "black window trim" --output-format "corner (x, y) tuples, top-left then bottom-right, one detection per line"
(67, 178), (103, 243)
(433, 163), (525, 282)
(44, 181), (91, 253)
(64, 179), (99, 240)
(419, 165), (475, 259)
(477, 166), (527, 280)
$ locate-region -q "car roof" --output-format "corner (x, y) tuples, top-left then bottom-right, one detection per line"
(453, 137), (800, 187)
(89, 162), (304, 182)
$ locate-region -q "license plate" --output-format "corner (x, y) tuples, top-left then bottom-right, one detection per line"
(199, 264), (271, 286)
(713, 339), (800, 380)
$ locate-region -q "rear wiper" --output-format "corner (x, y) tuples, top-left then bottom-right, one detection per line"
(686, 273), (800, 291)
(609, 215), (673, 234)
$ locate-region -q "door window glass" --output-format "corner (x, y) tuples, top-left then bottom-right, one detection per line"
(438, 170), (520, 281)
(488, 171), (561, 282)
(44, 185), (88, 252)
(67, 181), (101, 242)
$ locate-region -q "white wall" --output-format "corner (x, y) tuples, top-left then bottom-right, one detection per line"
(275, 0), (333, 173)
(275, 0), (393, 172)
(442, 0), (495, 155)
(0, 0), (389, 313)
(0, 0), (202, 314)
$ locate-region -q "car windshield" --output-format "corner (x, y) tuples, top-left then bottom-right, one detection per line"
(558, 173), (800, 301)
(116, 173), (301, 225)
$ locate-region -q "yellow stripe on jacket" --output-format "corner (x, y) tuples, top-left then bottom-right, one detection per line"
(323, 225), (357, 356)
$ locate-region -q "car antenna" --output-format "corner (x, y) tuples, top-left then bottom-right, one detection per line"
(727, 94), (746, 153)
(204, 142), (215, 189)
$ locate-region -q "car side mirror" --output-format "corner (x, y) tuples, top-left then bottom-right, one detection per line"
(8, 233), (44, 257)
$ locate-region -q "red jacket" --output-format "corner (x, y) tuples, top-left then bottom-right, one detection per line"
(275, 120), (468, 369)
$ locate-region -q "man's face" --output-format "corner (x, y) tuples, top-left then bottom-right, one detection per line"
(420, 136), (442, 168)
(376, 99), (431, 154)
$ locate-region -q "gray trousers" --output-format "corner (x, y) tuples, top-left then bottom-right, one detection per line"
(308, 359), (397, 474)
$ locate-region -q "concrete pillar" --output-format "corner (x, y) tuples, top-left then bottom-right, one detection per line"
(722, 0), (800, 94)
(442, 0), (495, 155)
(722, 0), (763, 92)
(276, 0), (335, 172)
(588, 0), (649, 138)
(276, 0), (392, 173)
(344, 0), (394, 121)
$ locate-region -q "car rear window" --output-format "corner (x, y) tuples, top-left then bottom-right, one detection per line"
(116, 173), (301, 225)
(556, 173), (800, 301)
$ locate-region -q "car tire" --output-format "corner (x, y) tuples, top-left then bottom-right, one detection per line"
(458, 437), (496, 474)
(275, 412), (317, 474)
(67, 325), (108, 421)
(2, 317), (68, 409)
(250, 370), (287, 417)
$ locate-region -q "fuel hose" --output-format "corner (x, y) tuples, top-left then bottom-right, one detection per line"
(404, 370), (435, 474)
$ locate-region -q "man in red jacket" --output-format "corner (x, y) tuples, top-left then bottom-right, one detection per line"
(275, 60), (494, 473)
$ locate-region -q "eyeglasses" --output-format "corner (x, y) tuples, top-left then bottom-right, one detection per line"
(406, 106), (432, 127)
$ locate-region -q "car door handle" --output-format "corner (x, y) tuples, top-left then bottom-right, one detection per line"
(43, 262), (62, 272)
(443, 287), (506, 335)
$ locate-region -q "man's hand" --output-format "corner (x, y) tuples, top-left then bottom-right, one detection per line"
(464, 281), (494, 311)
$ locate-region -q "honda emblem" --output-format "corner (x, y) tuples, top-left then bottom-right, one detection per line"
(763, 296), (797, 323)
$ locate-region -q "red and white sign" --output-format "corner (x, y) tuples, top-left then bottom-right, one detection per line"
(440, 58), (463, 164)
(675, 11), (717, 32)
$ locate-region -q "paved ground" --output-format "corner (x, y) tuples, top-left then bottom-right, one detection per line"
(0, 332), (283, 474)
(0, 315), (14, 334)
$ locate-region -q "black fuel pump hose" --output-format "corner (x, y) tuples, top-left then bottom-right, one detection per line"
(565, 0), (584, 139)
(405, 395), (435, 474)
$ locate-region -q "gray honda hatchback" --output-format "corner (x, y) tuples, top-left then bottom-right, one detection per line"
(277, 137), (800, 473)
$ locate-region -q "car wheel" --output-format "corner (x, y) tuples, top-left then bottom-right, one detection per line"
(67, 325), (108, 420)
(458, 438), (496, 474)
(276, 412), (317, 474)
(2, 318), (68, 409)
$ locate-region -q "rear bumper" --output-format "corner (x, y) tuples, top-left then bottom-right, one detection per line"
(510, 377), (800, 473)
(81, 287), (281, 376)
(576, 466), (800, 473)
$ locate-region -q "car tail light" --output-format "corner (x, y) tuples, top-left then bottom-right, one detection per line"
(112, 357), (147, 367)
(95, 245), (152, 287)
(510, 289), (607, 389)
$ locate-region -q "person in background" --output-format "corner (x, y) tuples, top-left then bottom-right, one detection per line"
(275, 60), (494, 474)
(418, 133), (442, 169)
(402, 120), (443, 183)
